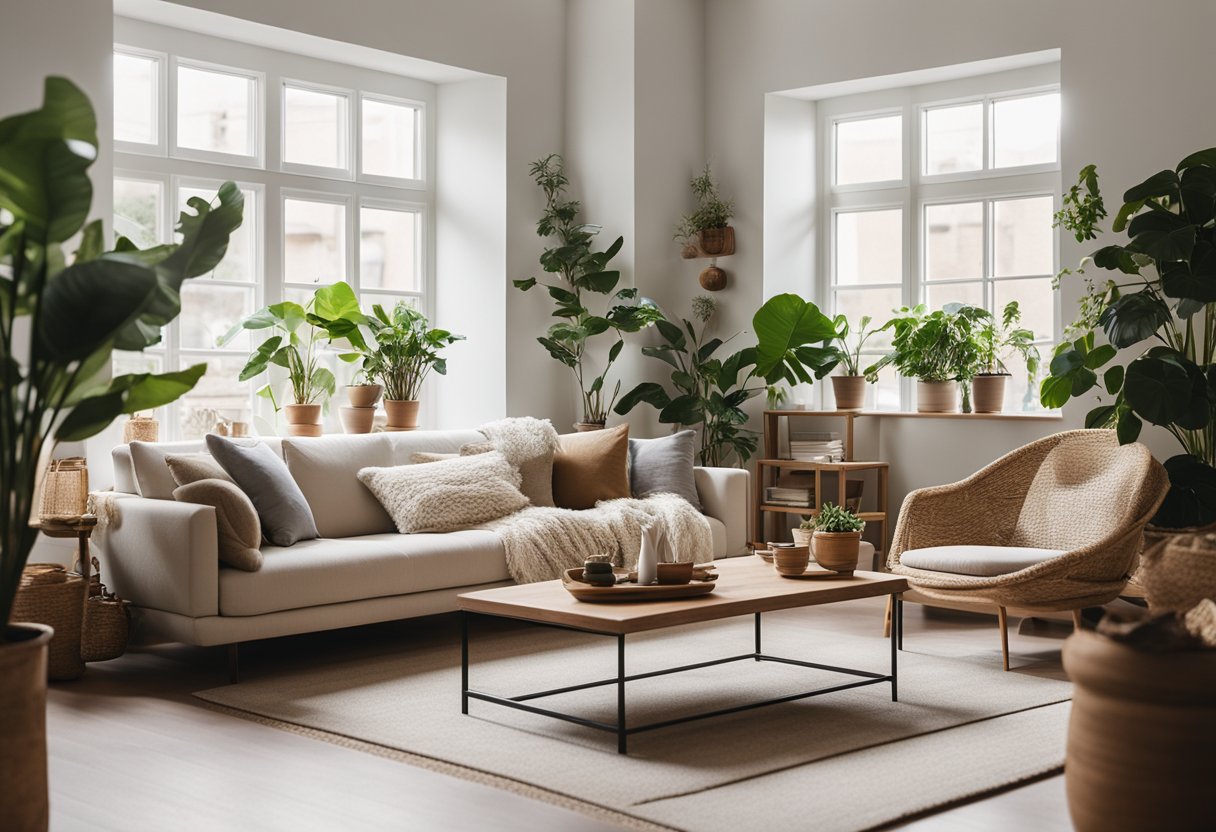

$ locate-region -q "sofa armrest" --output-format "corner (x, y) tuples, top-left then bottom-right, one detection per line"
(695, 466), (749, 556)
(93, 493), (219, 617)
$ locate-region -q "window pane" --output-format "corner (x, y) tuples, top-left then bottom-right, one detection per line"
(925, 201), (982, 281)
(178, 354), (252, 439)
(993, 277), (1055, 341)
(177, 65), (256, 157)
(361, 293), (419, 312)
(834, 286), (902, 350)
(870, 364), (901, 412)
(1004, 348), (1048, 413)
(360, 206), (418, 291)
(835, 209), (902, 286)
(284, 198), (347, 285)
(361, 98), (417, 179)
(993, 196), (1053, 277)
(179, 185), (257, 282)
(925, 280), (983, 312)
(835, 115), (901, 185)
(992, 92), (1059, 168)
(114, 52), (158, 145)
(284, 85), (347, 169)
(924, 103), (981, 175)
(113, 177), (162, 248)
(179, 284), (254, 350)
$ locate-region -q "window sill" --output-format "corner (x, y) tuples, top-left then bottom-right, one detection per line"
(766, 409), (1063, 421)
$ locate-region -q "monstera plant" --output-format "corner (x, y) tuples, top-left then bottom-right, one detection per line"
(1043, 149), (1216, 526)
(0, 78), (242, 829)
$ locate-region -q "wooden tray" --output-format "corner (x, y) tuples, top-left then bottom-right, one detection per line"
(562, 567), (718, 602)
(779, 567), (855, 580)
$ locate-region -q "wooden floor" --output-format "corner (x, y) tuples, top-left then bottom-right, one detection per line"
(46, 598), (1083, 831)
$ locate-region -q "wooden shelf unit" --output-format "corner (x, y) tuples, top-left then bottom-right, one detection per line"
(754, 411), (890, 557)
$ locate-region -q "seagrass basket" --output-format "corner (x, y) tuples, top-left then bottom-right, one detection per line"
(122, 414), (159, 443)
(78, 556), (130, 662)
(12, 564), (85, 680)
(39, 457), (88, 520)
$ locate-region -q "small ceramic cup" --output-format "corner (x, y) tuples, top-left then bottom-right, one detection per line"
(773, 545), (811, 577)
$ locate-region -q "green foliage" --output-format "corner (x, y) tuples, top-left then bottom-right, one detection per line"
(1044, 149), (1216, 526)
(812, 503), (865, 533)
(0, 78), (243, 631)
(974, 301), (1041, 379)
(674, 164), (735, 242)
(516, 154), (659, 422)
(825, 314), (880, 379)
(867, 304), (988, 384)
(359, 302), (463, 401)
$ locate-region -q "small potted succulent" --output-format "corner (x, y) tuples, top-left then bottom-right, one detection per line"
(970, 301), (1039, 413)
(811, 502), (866, 575)
(825, 314), (880, 410)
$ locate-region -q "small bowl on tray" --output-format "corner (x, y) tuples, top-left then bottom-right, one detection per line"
(562, 565), (719, 602)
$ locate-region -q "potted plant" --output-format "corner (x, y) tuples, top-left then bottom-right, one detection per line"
(823, 314), (880, 410)
(306, 281), (382, 433)
(0, 79), (243, 830)
(793, 516), (814, 548)
(361, 302), (463, 431)
(615, 293), (838, 466)
(970, 301), (1040, 413)
(514, 154), (661, 430)
(811, 502), (866, 575)
(869, 303), (986, 413)
(675, 163), (736, 257)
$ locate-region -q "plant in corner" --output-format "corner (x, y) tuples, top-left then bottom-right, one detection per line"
(0, 79), (243, 831)
(969, 301), (1040, 413)
(868, 303), (987, 413)
(515, 154), (660, 429)
(674, 163), (736, 258)
(810, 502), (865, 575)
(359, 301), (464, 430)
(822, 314), (882, 410)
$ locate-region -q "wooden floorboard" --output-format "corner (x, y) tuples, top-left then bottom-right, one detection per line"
(46, 595), (1084, 831)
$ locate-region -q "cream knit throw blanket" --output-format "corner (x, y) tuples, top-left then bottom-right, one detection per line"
(485, 493), (713, 584)
(477, 416), (560, 467)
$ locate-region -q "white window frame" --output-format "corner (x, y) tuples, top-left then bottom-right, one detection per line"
(279, 77), (355, 181)
(171, 56), (265, 169)
(113, 44), (168, 158)
(112, 168), (170, 246)
(819, 72), (1061, 413)
(358, 92), (426, 190)
(357, 196), (427, 302)
(280, 188), (355, 293)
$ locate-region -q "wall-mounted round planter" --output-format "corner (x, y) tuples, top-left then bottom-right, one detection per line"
(697, 226), (735, 257)
(699, 265), (727, 291)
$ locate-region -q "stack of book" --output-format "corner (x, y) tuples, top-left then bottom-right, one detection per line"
(765, 486), (813, 507)
(789, 431), (844, 462)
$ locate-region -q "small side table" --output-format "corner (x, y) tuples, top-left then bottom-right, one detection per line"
(34, 515), (99, 598)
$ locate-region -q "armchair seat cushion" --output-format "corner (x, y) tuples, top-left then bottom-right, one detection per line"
(900, 545), (1066, 578)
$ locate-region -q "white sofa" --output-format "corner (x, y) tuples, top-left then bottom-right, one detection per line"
(96, 430), (750, 650)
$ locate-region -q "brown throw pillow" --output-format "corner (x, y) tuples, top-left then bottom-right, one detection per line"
(551, 424), (630, 510)
(172, 479), (263, 572)
(165, 453), (233, 487)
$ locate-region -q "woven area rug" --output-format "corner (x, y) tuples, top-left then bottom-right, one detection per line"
(195, 607), (1072, 832)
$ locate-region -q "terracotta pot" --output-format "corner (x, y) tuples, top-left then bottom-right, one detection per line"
(286, 424), (323, 437)
(1062, 629), (1216, 832)
(831, 375), (867, 410)
(283, 403), (321, 426)
(697, 226), (735, 257)
(792, 527), (813, 548)
(773, 544), (811, 576)
(971, 373), (1008, 413)
(0, 623), (53, 832)
(573, 421), (605, 432)
(1139, 532), (1216, 614)
(813, 531), (862, 574)
(916, 380), (959, 413)
(345, 384), (383, 408)
(699, 265), (727, 291)
(339, 406), (376, 434)
(383, 399), (420, 430)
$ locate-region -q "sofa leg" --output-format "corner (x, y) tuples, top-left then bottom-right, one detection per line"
(228, 643), (240, 684)
(883, 594), (893, 638)
(997, 606), (1010, 671)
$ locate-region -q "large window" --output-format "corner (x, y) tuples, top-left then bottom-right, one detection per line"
(112, 38), (431, 438)
(821, 71), (1060, 412)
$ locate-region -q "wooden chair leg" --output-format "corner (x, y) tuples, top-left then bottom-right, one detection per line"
(883, 594), (893, 638)
(997, 606), (1010, 671)
(1071, 609), (1083, 630)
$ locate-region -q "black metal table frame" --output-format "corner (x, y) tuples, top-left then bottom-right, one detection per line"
(461, 593), (903, 755)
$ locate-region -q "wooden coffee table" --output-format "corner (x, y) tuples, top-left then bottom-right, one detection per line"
(458, 557), (907, 754)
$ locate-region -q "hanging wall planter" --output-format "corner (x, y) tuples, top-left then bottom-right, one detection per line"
(697, 226), (736, 257)
(676, 164), (736, 293)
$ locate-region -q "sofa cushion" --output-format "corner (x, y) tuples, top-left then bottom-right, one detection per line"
(172, 479), (263, 572)
(477, 418), (559, 507)
(629, 430), (701, 510)
(552, 424), (631, 510)
(206, 435), (319, 547)
(165, 453), (233, 487)
(218, 531), (510, 616)
(705, 515), (727, 559)
(899, 545), (1066, 578)
(282, 434), (397, 538)
(124, 438), (284, 498)
(358, 452), (529, 533)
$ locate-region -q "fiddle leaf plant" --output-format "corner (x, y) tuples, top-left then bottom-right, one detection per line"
(1042, 148), (1216, 527)
(514, 154), (660, 423)
(1, 78), (244, 630)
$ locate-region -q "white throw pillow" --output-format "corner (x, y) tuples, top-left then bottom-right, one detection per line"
(357, 451), (529, 533)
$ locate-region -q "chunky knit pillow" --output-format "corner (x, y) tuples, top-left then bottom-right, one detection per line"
(357, 451), (528, 533)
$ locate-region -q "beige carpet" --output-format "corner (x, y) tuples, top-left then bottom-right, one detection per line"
(195, 608), (1072, 832)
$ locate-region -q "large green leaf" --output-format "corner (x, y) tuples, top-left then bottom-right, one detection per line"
(1125, 210), (1196, 263)
(1098, 292), (1171, 348)
(659, 393), (704, 425)
(36, 255), (158, 361)
(1123, 353), (1197, 426)
(752, 294), (836, 383)
(55, 364), (207, 441)
(1154, 454), (1216, 528)
(614, 382), (670, 415)
(1122, 169), (1179, 204)
(160, 181), (246, 280)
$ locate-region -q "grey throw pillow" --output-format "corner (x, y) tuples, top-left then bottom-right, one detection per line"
(629, 430), (702, 510)
(205, 434), (319, 546)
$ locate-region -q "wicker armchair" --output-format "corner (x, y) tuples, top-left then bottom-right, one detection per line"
(887, 429), (1169, 669)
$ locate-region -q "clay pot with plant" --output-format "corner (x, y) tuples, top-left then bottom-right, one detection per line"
(675, 164), (736, 258)
(822, 314), (881, 410)
(0, 79), (244, 831)
(869, 303), (987, 413)
(811, 503), (866, 574)
(359, 303), (463, 431)
(969, 301), (1040, 413)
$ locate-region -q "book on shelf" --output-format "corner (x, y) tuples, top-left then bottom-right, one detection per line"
(764, 498), (813, 507)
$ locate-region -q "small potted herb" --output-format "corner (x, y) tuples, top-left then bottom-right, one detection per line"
(970, 301), (1040, 413)
(811, 503), (865, 575)
(826, 314), (881, 410)
(675, 163), (736, 257)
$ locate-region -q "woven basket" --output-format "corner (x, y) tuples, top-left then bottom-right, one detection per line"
(12, 564), (85, 680)
(39, 457), (88, 520)
(1140, 533), (1216, 614)
(122, 415), (159, 443)
(81, 594), (130, 663)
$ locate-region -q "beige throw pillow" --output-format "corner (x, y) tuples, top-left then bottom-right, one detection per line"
(165, 453), (233, 487)
(358, 451), (528, 533)
(172, 479), (263, 572)
(552, 424), (631, 510)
